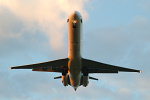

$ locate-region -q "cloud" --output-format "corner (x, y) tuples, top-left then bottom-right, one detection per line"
(0, 7), (23, 40)
(0, 0), (91, 99)
(0, 0), (89, 51)
(0, 1), (149, 100)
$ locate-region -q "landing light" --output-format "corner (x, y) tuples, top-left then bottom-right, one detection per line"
(73, 20), (77, 24)
(139, 70), (142, 73)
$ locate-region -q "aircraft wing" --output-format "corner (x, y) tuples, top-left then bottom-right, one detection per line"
(9, 58), (68, 73)
(82, 58), (141, 73)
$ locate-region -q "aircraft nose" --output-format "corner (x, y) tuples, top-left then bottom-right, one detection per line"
(73, 11), (82, 19)
(68, 11), (82, 20)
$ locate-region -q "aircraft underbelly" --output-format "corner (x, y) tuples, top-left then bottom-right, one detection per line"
(68, 36), (81, 87)
(69, 59), (81, 87)
(67, 12), (82, 87)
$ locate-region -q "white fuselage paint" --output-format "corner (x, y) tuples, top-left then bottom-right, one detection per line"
(67, 11), (82, 89)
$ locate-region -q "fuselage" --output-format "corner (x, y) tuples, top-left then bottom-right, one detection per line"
(67, 11), (82, 89)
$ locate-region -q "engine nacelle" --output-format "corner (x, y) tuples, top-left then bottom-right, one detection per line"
(62, 74), (69, 86)
(82, 76), (89, 87)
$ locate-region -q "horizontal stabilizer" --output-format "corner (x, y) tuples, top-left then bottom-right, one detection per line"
(54, 76), (62, 79)
(89, 76), (98, 80)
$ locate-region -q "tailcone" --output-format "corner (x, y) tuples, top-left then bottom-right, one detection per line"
(74, 87), (77, 91)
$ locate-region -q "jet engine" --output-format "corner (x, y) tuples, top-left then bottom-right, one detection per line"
(82, 76), (89, 87)
(81, 67), (89, 87)
(62, 67), (70, 86)
(62, 74), (69, 86)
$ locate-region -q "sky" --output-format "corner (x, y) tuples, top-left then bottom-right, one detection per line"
(0, 0), (150, 100)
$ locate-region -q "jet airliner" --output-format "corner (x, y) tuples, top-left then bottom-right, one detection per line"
(10, 11), (141, 91)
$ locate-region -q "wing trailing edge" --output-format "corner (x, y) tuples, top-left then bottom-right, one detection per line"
(82, 58), (141, 73)
(10, 58), (69, 73)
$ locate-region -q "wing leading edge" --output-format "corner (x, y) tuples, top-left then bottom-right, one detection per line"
(82, 58), (141, 73)
(10, 58), (69, 73)
(10, 58), (141, 73)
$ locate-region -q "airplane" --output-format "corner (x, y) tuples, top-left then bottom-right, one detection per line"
(9, 11), (141, 91)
